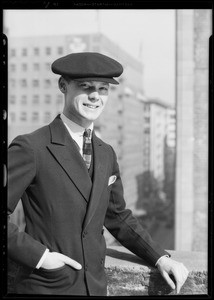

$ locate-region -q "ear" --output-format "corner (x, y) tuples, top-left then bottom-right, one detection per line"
(58, 77), (67, 94)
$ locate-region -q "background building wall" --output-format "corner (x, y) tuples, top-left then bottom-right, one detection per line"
(137, 99), (176, 250)
(175, 9), (211, 251)
(192, 9), (211, 251)
(7, 33), (146, 237)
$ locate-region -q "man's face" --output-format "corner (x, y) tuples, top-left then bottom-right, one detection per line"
(63, 80), (110, 128)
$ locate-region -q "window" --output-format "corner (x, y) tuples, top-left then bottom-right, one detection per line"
(32, 112), (39, 122)
(44, 112), (51, 123)
(46, 47), (51, 55)
(33, 80), (39, 87)
(10, 79), (16, 87)
(33, 63), (40, 71)
(11, 49), (16, 57)
(44, 79), (51, 88)
(21, 95), (27, 104)
(34, 48), (39, 56)
(20, 112), (27, 121)
(9, 95), (16, 104)
(9, 112), (16, 122)
(22, 48), (27, 56)
(22, 63), (27, 71)
(21, 79), (27, 87)
(10, 64), (16, 72)
(45, 63), (51, 70)
(33, 95), (39, 104)
(45, 95), (51, 104)
(144, 128), (150, 134)
(58, 47), (63, 55)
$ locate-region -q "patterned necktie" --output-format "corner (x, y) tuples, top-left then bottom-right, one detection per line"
(83, 129), (92, 169)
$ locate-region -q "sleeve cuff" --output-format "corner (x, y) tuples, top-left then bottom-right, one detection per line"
(35, 248), (49, 269)
(155, 255), (170, 267)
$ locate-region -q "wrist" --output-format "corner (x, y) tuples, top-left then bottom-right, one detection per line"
(36, 249), (50, 269)
(155, 255), (170, 268)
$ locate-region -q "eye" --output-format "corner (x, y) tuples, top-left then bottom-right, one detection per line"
(100, 87), (107, 90)
(80, 83), (91, 89)
(99, 86), (109, 93)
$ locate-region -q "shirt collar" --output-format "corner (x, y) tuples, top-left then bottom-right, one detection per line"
(60, 113), (93, 137)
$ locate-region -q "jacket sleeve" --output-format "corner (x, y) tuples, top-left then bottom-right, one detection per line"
(8, 135), (47, 268)
(104, 147), (170, 267)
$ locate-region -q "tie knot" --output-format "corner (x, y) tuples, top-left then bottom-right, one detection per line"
(84, 129), (91, 139)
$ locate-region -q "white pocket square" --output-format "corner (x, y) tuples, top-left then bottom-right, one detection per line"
(108, 175), (117, 186)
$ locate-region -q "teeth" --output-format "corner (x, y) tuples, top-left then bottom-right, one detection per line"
(84, 104), (98, 109)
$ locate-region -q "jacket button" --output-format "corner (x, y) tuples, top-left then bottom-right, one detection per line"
(85, 265), (88, 271)
(101, 259), (104, 265)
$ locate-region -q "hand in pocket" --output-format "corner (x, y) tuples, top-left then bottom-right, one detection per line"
(41, 251), (82, 270)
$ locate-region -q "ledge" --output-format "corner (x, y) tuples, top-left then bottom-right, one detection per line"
(105, 246), (208, 296)
(7, 246), (207, 296)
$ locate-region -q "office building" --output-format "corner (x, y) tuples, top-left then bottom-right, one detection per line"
(7, 33), (145, 232)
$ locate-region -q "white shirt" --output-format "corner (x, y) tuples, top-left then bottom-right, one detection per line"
(60, 113), (94, 156)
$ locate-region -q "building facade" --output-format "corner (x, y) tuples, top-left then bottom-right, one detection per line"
(142, 99), (176, 189)
(7, 33), (147, 238)
(175, 9), (211, 251)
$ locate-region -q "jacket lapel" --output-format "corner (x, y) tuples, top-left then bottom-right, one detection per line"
(83, 133), (109, 230)
(47, 116), (92, 202)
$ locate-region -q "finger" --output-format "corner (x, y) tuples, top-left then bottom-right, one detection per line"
(173, 270), (186, 294)
(181, 268), (188, 284)
(176, 281), (182, 294)
(59, 254), (82, 270)
(161, 271), (176, 290)
(174, 264), (188, 293)
(184, 266), (189, 277)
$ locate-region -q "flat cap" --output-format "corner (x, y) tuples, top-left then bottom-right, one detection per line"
(51, 52), (123, 84)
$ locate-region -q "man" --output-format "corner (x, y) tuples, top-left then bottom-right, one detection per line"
(8, 52), (188, 296)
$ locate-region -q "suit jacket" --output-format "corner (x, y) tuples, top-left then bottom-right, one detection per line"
(8, 115), (169, 296)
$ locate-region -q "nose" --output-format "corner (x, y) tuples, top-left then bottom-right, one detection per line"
(88, 91), (100, 102)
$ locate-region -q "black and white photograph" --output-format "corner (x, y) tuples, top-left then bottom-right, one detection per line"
(2, 3), (212, 297)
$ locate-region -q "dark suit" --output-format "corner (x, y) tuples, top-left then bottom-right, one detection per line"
(8, 115), (169, 295)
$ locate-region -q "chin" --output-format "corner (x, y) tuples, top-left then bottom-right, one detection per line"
(82, 111), (102, 121)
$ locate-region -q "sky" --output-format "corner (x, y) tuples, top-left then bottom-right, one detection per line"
(3, 9), (176, 106)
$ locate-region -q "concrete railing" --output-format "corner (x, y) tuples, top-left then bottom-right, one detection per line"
(105, 246), (208, 296)
(7, 246), (207, 296)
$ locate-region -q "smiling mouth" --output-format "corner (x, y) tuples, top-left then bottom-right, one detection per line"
(83, 104), (99, 109)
